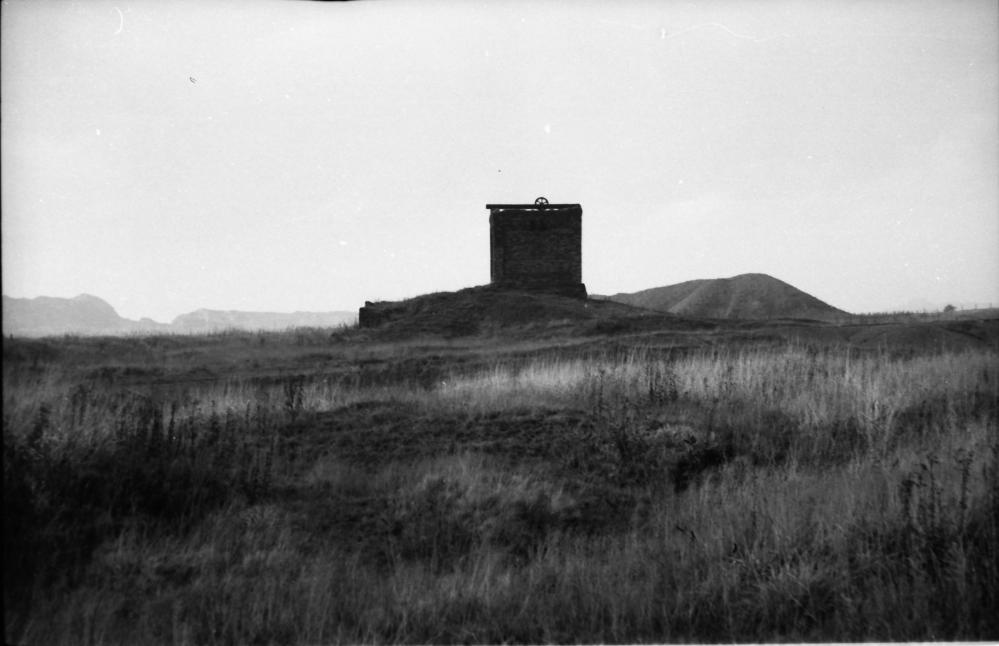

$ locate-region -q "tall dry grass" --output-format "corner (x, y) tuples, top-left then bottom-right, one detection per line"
(434, 345), (995, 455)
(4, 336), (997, 643)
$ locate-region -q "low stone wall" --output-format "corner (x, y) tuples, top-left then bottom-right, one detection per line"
(357, 301), (403, 329)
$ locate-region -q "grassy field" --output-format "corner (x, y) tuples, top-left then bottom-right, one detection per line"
(4, 321), (998, 644)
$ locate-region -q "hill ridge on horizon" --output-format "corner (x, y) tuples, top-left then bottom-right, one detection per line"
(601, 273), (850, 321)
(2, 294), (357, 337)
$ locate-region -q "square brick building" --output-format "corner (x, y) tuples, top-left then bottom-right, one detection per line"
(487, 200), (586, 298)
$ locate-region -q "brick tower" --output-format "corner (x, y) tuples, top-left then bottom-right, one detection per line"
(487, 198), (586, 298)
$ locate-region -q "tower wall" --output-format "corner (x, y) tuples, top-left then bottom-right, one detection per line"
(487, 203), (586, 298)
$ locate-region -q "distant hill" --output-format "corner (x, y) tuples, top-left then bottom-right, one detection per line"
(1, 294), (162, 337)
(2, 294), (356, 337)
(171, 309), (356, 333)
(602, 273), (849, 320)
(2, 275), (845, 337)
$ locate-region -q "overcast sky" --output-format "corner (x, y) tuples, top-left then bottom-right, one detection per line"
(3, 0), (997, 321)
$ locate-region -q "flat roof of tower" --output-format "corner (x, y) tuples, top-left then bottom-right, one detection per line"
(485, 203), (580, 209)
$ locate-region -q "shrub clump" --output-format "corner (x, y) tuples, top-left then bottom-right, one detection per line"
(3, 393), (277, 603)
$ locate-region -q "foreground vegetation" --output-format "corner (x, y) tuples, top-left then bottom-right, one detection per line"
(4, 325), (998, 644)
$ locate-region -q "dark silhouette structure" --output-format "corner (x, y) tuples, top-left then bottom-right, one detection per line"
(358, 197), (585, 328)
(488, 199), (586, 298)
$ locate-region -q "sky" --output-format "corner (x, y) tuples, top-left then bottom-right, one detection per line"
(2, 0), (997, 322)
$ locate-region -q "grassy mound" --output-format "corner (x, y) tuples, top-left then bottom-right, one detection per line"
(359, 285), (703, 337)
